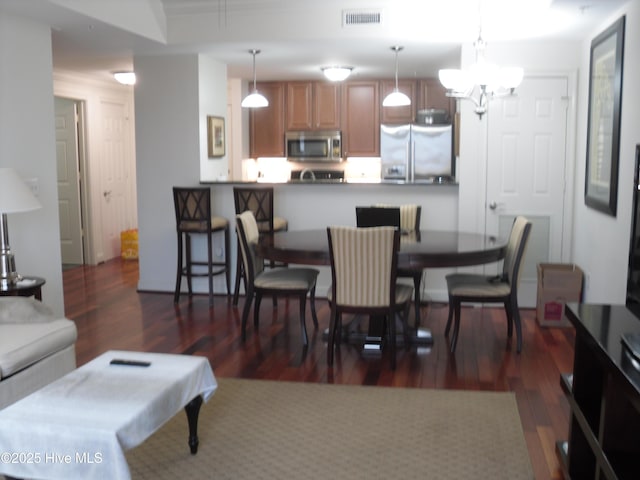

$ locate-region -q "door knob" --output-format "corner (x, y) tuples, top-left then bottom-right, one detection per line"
(103, 190), (112, 198)
(489, 201), (504, 211)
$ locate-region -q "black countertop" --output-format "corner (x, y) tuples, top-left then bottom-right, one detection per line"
(565, 303), (640, 395)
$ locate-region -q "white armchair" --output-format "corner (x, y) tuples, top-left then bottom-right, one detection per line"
(0, 297), (77, 409)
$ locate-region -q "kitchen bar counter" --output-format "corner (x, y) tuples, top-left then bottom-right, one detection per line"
(200, 179), (458, 186)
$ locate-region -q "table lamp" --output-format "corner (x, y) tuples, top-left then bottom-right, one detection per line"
(0, 168), (42, 289)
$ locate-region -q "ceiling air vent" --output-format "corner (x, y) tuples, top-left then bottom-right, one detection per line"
(342, 9), (383, 26)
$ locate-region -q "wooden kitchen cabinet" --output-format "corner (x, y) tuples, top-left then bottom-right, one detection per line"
(250, 82), (286, 157)
(286, 81), (340, 130)
(418, 78), (455, 117)
(341, 80), (379, 157)
(380, 79), (416, 124)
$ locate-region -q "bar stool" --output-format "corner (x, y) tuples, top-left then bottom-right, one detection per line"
(232, 186), (288, 306)
(173, 187), (231, 306)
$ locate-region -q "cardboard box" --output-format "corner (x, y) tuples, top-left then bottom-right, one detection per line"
(536, 263), (583, 327)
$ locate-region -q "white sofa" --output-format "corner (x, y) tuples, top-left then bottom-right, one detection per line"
(0, 297), (77, 409)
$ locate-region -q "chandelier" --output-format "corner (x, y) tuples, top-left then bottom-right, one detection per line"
(438, 31), (523, 119)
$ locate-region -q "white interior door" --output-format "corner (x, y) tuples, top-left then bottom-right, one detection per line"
(485, 76), (569, 307)
(100, 99), (137, 260)
(55, 97), (84, 265)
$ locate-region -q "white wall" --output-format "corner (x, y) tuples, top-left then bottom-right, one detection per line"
(572, 2), (640, 303)
(135, 54), (228, 292)
(0, 12), (64, 315)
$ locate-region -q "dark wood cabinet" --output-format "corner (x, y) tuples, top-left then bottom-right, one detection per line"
(380, 79), (416, 124)
(559, 304), (640, 480)
(250, 82), (286, 157)
(341, 80), (379, 157)
(286, 81), (340, 131)
(418, 78), (455, 116)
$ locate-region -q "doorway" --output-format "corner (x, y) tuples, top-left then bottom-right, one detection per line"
(54, 97), (86, 267)
(484, 75), (573, 307)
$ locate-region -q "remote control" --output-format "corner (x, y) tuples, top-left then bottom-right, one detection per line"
(110, 359), (151, 367)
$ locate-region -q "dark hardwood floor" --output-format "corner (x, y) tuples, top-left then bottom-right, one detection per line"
(64, 258), (572, 480)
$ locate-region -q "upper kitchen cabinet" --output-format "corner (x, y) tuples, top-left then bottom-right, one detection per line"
(380, 79), (416, 124)
(418, 78), (456, 117)
(286, 81), (341, 131)
(250, 82), (286, 157)
(341, 81), (380, 157)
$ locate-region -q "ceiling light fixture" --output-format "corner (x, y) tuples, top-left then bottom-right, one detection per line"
(438, 29), (523, 119)
(322, 66), (353, 82)
(241, 49), (269, 108)
(113, 71), (136, 85)
(382, 46), (411, 107)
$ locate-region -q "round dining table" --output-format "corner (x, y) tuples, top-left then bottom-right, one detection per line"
(257, 229), (507, 269)
(256, 229), (508, 353)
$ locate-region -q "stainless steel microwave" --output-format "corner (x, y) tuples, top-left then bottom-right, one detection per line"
(285, 131), (342, 162)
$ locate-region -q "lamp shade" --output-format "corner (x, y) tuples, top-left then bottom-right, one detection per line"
(0, 168), (41, 213)
(382, 90), (411, 107)
(241, 91), (269, 108)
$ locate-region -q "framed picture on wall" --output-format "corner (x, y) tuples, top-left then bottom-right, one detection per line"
(207, 116), (225, 158)
(584, 16), (625, 216)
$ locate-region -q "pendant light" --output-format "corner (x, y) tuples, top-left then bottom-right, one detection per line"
(382, 46), (411, 107)
(241, 49), (268, 108)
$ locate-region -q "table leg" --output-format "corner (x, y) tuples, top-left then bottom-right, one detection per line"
(184, 395), (203, 454)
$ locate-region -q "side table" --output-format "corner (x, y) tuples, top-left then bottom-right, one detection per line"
(0, 277), (45, 301)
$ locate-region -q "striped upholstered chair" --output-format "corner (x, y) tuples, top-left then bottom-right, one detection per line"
(326, 226), (413, 369)
(371, 204), (423, 327)
(236, 211), (319, 347)
(444, 216), (532, 353)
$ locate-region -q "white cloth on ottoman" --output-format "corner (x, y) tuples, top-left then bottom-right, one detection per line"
(0, 350), (217, 480)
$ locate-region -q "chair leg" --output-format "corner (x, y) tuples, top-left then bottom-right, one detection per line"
(207, 232), (214, 307)
(309, 286), (319, 328)
(413, 273), (422, 328)
(185, 234), (193, 298)
(504, 300), (514, 338)
(254, 292), (263, 329)
(402, 303), (411, 350)
(224, 226), (231, 296)
(327, 306), (338, 366)
(241, 290), (253, 341)
(444, 296), (454, 336)
(509, 296), (523, 353)
(387, 311), (396, 370)
(174, 233), (183, 303)
(450, 301), (462, 353)
(299, 294), (308, 347)
(233, 241), (242, 306)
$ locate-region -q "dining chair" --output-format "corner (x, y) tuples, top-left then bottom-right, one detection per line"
(236, 211), (319, 346)
(444, 216), (532, 353)
(172, 187), (231, 306)
(326, 226), (413, 369)
(361, 204), (424, 328)
(232, 186), (288, 306)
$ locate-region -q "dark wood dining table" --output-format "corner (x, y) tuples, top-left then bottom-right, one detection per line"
(257, 229), (508, 353)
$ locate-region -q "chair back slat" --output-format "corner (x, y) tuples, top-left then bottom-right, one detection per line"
(236, 211), (264, 282)
(502, 216), (532, 285)
(173, 187), (212, 232)
(373, 204), (421, 232)
(327, 226), (398, 307)
(233, 187), (275, 233)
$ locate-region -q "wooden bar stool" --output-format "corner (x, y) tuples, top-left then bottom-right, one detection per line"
(232, 186), (288, 306)
(173, 187), (231, 306)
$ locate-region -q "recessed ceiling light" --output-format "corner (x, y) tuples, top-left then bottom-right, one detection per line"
(113, 71), (136, 85)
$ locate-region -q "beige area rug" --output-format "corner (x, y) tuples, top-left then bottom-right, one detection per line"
(126, 378), (533, 479)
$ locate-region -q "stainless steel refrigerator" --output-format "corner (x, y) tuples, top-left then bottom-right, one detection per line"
(380, 124), (453, 183)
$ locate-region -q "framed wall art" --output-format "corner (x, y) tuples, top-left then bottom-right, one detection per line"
(207, 115), (225, 158)
(584, 16), (625, 216)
